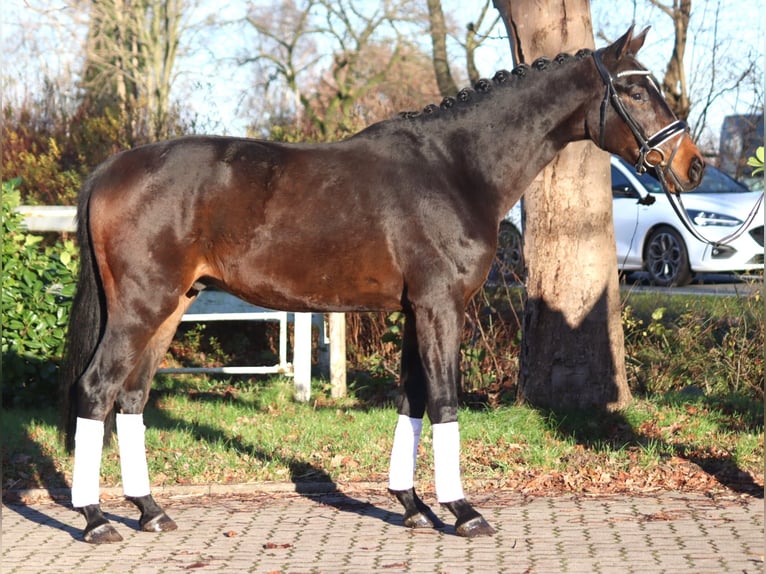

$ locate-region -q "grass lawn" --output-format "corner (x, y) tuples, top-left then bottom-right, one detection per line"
(2, 376), (762, 499)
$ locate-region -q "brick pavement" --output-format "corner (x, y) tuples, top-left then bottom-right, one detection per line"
(2, 487), (763, 573)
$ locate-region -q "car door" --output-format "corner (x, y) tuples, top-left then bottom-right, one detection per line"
(611, 163), (645, 270)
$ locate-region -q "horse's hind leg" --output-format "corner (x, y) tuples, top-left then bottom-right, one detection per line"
(115, 302), (194, 534)
(72, 297), (191, 543)
(72, 417), (123, 543)
(116, 409), (177, 534)
(71, 362), (124, 544)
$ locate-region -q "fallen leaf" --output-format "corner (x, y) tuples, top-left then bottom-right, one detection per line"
(263, 542), (292, 549)
(382, 562), (409, 569)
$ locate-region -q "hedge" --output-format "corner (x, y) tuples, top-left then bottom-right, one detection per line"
(1, 179), (78, 407)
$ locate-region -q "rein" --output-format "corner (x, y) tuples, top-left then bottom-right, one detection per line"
(654, 166), (764, 247)
(592, 49), (763, 248)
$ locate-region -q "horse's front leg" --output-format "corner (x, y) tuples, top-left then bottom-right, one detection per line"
(422, 314), (495, 538)
(389, 297), (494, 537)
(388, 311), (438, 528)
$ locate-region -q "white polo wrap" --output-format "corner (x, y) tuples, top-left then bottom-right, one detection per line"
(388, 415), (423, 491)
(70, 417), (105, 508)
(432, 421), (465, 503)
(116, 413), (151, 498)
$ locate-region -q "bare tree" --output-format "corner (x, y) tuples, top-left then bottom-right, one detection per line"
(646, 0), (692, 120)
(462, 2), (500, 86)
(493, 0), (631, 411)
(425, 0), (458, 97)
(81, 0), (191, 143)
(425, 1), (501, 96)
(242, 0), (430, 140)
(680, 0), (761, 147)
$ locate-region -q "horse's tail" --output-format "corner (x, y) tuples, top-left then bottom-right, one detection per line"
(60, 169), (109, 453)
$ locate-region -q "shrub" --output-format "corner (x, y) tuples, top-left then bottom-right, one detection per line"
(3, 134), (81, 204)
(1, 180), (78, 407)
(2, 99), (83, 205)
(622, 295), (763, 401)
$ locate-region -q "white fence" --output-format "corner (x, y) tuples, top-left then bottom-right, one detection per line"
(16, 205), (346, 401)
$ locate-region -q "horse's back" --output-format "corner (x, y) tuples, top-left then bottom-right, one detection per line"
(83, 136), (408, 311)
(83, 133), (493, 313)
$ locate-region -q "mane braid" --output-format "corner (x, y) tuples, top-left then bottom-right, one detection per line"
(398, 47), (592, 121)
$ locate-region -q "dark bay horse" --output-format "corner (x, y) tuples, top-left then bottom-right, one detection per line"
(60, 27), (703, 544)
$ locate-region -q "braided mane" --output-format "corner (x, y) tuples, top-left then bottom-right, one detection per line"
(399, 49), (593, 120)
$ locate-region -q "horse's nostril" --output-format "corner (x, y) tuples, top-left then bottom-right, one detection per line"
(688, 156), (705, 184)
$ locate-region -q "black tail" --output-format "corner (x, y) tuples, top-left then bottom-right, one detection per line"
(59, 170), (108, 453)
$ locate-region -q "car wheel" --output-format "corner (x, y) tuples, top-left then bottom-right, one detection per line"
(644, 225), (692, 286)
(488, 221), (524, 284)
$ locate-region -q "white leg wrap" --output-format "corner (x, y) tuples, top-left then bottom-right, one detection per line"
(116, 413), (151, 498)
(388, 415), (423, 491)
(432, 421), (465, 503)
(71, 417), (104, 508)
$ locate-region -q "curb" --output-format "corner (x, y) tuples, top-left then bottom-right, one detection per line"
(2, 480), (387, 505)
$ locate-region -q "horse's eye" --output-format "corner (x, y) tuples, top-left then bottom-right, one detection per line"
(629, 90), (645, 102)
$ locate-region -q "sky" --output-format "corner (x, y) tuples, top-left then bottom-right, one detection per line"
(2, 0), (763, 154)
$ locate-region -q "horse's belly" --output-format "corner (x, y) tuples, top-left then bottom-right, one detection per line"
(216, 243), (404, 313)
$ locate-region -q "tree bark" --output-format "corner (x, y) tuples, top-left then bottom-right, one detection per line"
(426, 0), (459, 97)
(493, 0), (631, 411)
(648, 0), (692, 120)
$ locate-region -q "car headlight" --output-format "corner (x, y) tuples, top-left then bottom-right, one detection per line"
(686, 210), (743, 227)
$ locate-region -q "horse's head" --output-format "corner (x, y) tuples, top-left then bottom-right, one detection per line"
(588, 26), (704, 193)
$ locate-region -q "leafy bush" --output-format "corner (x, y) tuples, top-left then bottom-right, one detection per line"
(747, 146), (764, 176)
(1, 180), (78, 407)
(622, 294), (763, 401)
(2, 97), (83, 205)
(2, 133), (81, 205)
(2, 98), (144, 205)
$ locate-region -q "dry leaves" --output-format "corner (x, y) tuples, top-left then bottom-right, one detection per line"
(263, 542), (292, 550)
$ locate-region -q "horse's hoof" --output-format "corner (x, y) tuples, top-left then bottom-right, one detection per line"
(141, 512), (177, 532)
(455, 515), (496, 538)
(390, 487), (444, 530)
(84, 522), (124, 544)
(403, 511), (434, 529)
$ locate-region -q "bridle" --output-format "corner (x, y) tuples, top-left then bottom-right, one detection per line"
(592, 49), (688, 186)
(592, 49), (763, 247)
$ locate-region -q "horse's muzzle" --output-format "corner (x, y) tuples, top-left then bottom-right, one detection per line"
(687, 155), (705, 188)
(668, 152), (705, 194)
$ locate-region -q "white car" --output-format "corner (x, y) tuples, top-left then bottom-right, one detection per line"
(493, 156), (764, 286)
(611, 156), (763, 286)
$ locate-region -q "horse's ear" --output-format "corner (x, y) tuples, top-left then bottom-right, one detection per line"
(611, 25), (650, 61)
(627, 26), (651, 55)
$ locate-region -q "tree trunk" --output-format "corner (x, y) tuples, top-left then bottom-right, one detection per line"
(80, 0), (185, 144)
(426, 0), (459, 97)
(493, 0), (631, 411)
(648, 0), (692, 120)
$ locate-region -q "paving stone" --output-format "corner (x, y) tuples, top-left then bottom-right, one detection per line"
(2, 490), (763, 573)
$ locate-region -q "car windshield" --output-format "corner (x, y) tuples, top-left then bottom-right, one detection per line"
(627, 161), (753, 195)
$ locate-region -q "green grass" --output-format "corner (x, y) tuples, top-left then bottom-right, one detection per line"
(3, 287), (763, 498)
(2, 376), (762, 497)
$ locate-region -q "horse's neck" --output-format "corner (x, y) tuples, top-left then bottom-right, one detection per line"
(440, 58), (598, 220)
